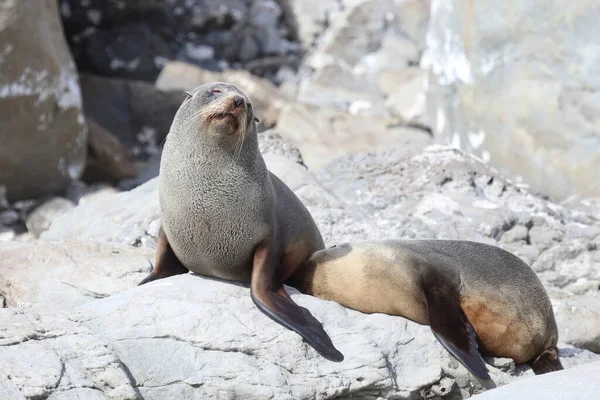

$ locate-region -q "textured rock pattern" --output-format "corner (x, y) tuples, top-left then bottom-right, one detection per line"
(0, 0), (87, 201)
(0, 240), (153, 312)
(79, 73), (185, 159)
(1, 273), (597, 400)
(59, 0), (300, 82)
(423, 0), (600, 200)
(470, 360), (600, 400)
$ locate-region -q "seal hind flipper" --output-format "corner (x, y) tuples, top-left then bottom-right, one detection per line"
(139, 225), (190, 285)
(421, 268), (491, 380)
(250, 243), (344, 362)
(529, 347), (563, 374)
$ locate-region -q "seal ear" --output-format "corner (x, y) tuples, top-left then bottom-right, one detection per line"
(254, 117), (260, 123)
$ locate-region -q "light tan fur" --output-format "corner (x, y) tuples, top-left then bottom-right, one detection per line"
(290, 239), (559, 364)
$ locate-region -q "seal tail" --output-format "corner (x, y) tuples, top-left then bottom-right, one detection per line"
(529, 347), (563, 374)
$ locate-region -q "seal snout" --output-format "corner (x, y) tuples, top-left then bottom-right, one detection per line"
(233, 95), (245, 109)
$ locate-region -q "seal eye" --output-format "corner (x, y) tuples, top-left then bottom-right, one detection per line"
(254, 117), (260, 123)
(210, 89), (222, 94)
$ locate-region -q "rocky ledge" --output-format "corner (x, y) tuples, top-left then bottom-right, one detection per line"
(1, 133), (599, 399)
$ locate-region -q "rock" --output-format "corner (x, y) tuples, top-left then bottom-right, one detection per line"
(41, 135), (600, 363)
(81, 117), (138, 184)
(277, 0), (342, 48)
(25, 197), (76, 238)
(155, 61), (288, 130)
(423, 0), (600, 200)
(0, 240), (153, 312)
(0, 0), (87, 202)
(1, 269), (598, 399)
(296, 0), (430, 114)
(0, 186), (8, 210)
(470, 360), (600, 400)
(315, 144), (600, 354)
(0, 308), (138, 399)
(59, 0), (302, 82)
(275, 101), (433, 168)
(79, 73), (185, 158)
(66, 180), (119, 205)
(0, 210), (19, 227)
(42, 178), (160, 248)
(552, 291), (600, 353)
(258, 129), (305, 166)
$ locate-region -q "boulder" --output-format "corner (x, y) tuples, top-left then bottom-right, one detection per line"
(81, 118), (138, 184)
(1, 270), (598, 400)
(58, 0), (301, 82)
(296, 0), (430, 117)
(25, 197), (76, 238)
(0, 240), (153, 312)
(470, 360), (600, 400)
(79, 73), (185, 158)
(0, 0), (87, 201)
(275, 101), (432, 168)
(42, 133), (600, 358)
(423, 0), (600, 200)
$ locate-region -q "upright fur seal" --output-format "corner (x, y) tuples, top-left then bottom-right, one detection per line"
(288, 239), (563, 379)
(139, 82), (343, 362)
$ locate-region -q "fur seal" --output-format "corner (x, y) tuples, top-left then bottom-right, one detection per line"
(138, 82), (343, 362)
(288, 239), (563, 379)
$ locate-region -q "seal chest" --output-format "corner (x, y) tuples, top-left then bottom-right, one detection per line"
(139, 82), (343, 363)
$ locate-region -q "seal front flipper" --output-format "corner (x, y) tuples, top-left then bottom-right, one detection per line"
(421, 268), (490, 380)
(250, 243), (344, 362)
(139, 225), (189, 285)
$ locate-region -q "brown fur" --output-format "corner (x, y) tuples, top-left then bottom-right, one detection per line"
(290, 240), (563, 376)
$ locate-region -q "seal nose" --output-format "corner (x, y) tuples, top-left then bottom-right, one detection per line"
(233, 95), (245, 108)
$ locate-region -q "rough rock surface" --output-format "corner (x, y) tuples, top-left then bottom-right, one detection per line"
(470, 360), (600, 400)
(81, 117), (138, 184)
(79, 73), (185, 159)
(25, 197), (75, 238)
(1, 272), (597, 400)
(59, 0), (301, 82)
(0, 0), (87, 201)
(3, 132), (598, 398)
(423, 0), (600, 200)
(275, 101), (433, 168)
(43, 135), (600, 358)
(0, 240), (153, 312)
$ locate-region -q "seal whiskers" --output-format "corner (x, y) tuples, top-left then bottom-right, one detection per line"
(139, 82), (343, 363)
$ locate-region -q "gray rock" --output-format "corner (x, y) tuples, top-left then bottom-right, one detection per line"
(0, 308), (138, 399)
(1, 270), (597, 400)
(0, 0), (87, 201)
(25, 197), (76, 238)
(41, 134), (600, 377)
(423, 0), (600, 200)
(277, 0), (342, 48)
(296, 0), (430, 115)
(81, 117), (138, 184)
(79, 73), (185, 158)
(470, 360), (600, 400)
(258, 129), (305, 166)
(41, 178), (160, 247)
(0, 240), (153, 312)
(275, 101), (432, 168)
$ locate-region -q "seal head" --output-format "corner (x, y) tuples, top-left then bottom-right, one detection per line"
(139, 82), (343, 363)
